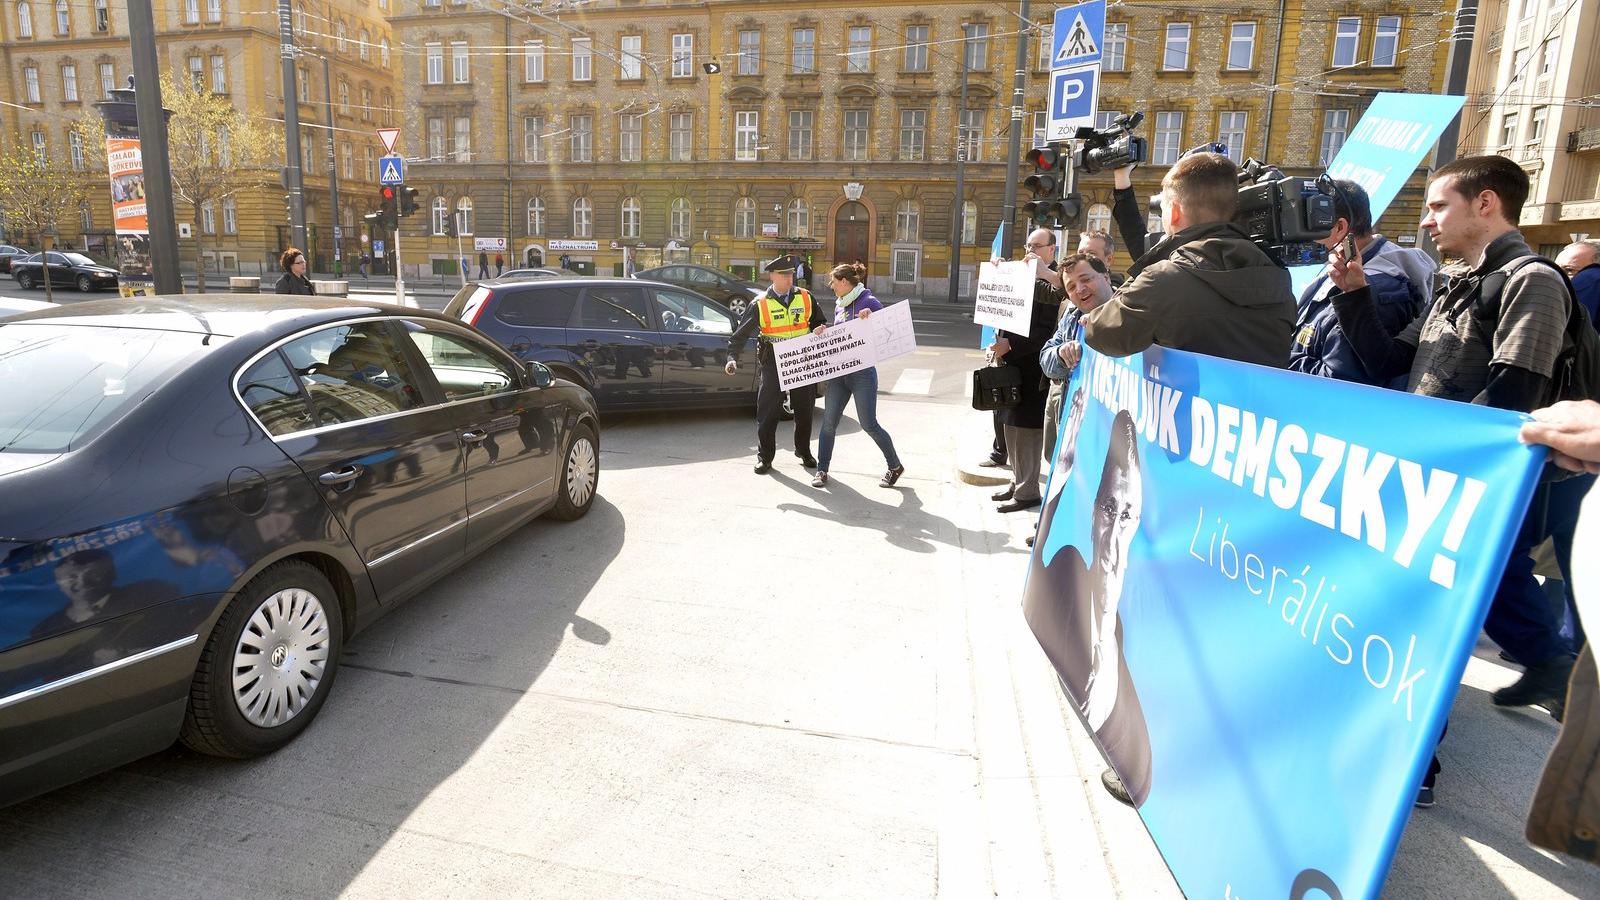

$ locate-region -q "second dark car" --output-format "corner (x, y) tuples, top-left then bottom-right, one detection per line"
(10, 251), (120, 292)
(632, 264), (764, 319)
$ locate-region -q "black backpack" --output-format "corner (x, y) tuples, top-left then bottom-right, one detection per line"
(1470, 255), (1600, 405)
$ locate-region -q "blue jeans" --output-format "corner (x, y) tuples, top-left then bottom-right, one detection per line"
(817, 368), (901, 473)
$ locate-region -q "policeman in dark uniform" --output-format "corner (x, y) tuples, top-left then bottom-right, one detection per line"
(725, 255), (826, 474)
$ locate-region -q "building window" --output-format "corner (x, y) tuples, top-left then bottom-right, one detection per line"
(359, 28), (369, 61)
(1217, 111), (1247, 161)
(30, 130), (45, 164)
(959, 109), (985, 161)
(426, 43), (443, 84)
(734, 197), (755, 238)
(1499, 113), (1519, 149)
(300, 136), (313, 174)
(904, 25), (929, 72)
(452, 41), (469, 83)
(735, 110), (759, 161)
(364, 145), (375, 181)
(1529, 106), (1548, 151)
(338, 82), (349, 115)
(189, 56), (204, 90)
(79, 202), (92, 232)
(1541, 36), (1561, 77)
(525, 41), (544, 82)
(1104, 23), (1127, 71)
(526, 197), (545, 236)
(1037, 23), (1053, 69)
(95, 0), (106, 32)
(223, 197), (236, 234)
(183, 0), (196, 24)
(846, 26), (871, 73)
(335, 22), (346, 53)
(895, 200), (920, 242)
(1333, 17), (1360, 68)
(431, 198), (448, 235)
(427, 117), (444, 159)
(201, 201), (216, 235)
(669, 112), (692, 161)
(62, 63), (77, 101)
(211, 54), (226, 92)
(788, 110), (813, 160)
(68, 130), (84, 169)
(619, 113), (642, 162)
(1228, 22), (1255, 70)
(571, 38), (592, 81)
(620, 197), (640, 239)
(1164, 23), (1191, 70)
(963, 23), (989, 70)
(670, 198), (690, 239)
(1032, 110), (1048, 148)
(569, 114), (592, 162)
(671, 33), (693, 77)
(23, 66), (40, 103)
(899, 108), (926, 161)
(453, 116), (471, 161)
(962, 200), (978, 244)
(218, 125), (230, 165)
(1153, 111), (1184, 165)
(844, 109), (869, 161)
(1087, 203), (1112, 235)
(787, 198), (809, 237)
(53, 0), (66, 34)
(1510, 46), (1529, 85)
(792, 28), (814, 73)
(1372, 16), (1400, 68)
(1095, 110), (1121, 131)
(361, 86), (371, 122)
(738, 30), (760, 75)
(16, 0), (30, 37)
(620, 35), (642, 79)
(892, 248), (918, 285)
(573, 197), (592, 238)
(381, 37), (390, 68)
(100, 63), (114, 98)
(1320, 109), (1349, 165)
(341, 142), (353, 179)
(456, 198), (473, 235)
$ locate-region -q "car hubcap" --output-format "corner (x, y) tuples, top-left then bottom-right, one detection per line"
(566, 436), (596, 507)
(232, 587), (331, 728)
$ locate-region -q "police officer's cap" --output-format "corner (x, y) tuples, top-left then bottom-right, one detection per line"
(763, 255), (799, 274)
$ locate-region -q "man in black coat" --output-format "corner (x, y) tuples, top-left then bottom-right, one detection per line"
(991, 227), (1067, 512)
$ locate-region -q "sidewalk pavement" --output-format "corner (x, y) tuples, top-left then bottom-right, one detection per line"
(952, 410), (1592, 898)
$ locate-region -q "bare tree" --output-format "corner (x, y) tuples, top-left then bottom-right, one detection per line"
(0, 141), (91, 303)
(76, 74), (278, 292)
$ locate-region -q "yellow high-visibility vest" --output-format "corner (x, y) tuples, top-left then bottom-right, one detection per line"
(757, 288), (813, 341)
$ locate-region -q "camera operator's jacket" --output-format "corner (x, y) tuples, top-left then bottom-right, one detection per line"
(1082, 222), (1295, 368)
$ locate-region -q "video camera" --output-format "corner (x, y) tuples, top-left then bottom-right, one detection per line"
(1232, 159), (1338, 266)
(1073, 112), (1148, 174)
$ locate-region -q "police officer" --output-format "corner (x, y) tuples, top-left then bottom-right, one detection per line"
(725, 255), (825, 474)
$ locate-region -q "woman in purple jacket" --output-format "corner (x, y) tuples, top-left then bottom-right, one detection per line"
(812, 262), (905, 489)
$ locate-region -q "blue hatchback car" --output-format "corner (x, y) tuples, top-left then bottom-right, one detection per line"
(445, 276), (787, 411)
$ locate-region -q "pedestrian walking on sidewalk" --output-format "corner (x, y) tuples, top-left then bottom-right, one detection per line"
(275, 247), (314, 295)
(811, 262), (904, 489)
(495, 252), (505, 277)
(725, 255), (825, 474)
(477, 251), (490, 280)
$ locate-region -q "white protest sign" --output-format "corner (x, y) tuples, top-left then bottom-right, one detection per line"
(973, 261), (1036, 337)
(774, 302), (917, 391)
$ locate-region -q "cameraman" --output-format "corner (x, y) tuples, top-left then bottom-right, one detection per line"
(1082, 152), (1294, 367)
(1109, 163), (1149, 261)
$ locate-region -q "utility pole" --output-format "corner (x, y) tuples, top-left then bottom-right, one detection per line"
(126, 0), (181, 294)
(947, 60), (970, 303)
(321, 54), (340, 276)
(998, 0), (1031, 259)
(1418, 0), (1477, 260)
(278, 0), (307, 252)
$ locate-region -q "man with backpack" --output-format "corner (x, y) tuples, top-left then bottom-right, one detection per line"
(1328, 156), (1581, 733)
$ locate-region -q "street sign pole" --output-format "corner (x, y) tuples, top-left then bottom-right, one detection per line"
(394, 225), (410, 307)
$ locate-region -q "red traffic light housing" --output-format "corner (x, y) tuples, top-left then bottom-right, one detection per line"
(376, 186), (398, 231)
(1023, 143), (1081, 228)
(399, 185), (419, 217)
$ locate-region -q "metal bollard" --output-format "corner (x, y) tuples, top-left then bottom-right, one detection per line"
(229, 276), (261, 294)
(312, 280), (349, 298)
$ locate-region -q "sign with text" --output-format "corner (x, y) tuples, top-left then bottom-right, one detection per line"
(1024, 343), (1541, 900)
(548, 239), (599, 251)
(106, 137), (148, 236)
(973, 261), (1037, 337)
(473, 237), (507, 252)
(774, 301), (917, 390)
(1048, 64), (1100, 140)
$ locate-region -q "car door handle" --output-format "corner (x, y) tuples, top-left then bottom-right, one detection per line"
(582, 339), (600, 350)
(460, 429), (489, 443)
(318, 465), (364, 486)
(675, 342), (691, 350)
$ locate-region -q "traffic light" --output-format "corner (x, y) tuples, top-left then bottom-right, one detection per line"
(444, 211), (458, 238)
(399, 185), (419, 217)
(1022, 144), (1082, 229)
(377, 185), (398, 231)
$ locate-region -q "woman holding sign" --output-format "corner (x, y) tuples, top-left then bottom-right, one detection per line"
(811, 263), (905, 489)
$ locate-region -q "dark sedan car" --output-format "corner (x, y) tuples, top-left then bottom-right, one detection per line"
(10, 251), (120, 292)
(0, 244), (28, 274)
(0, 297), (600, 807)
(632, 264), (763, 318)
(444, 276), (799, 416)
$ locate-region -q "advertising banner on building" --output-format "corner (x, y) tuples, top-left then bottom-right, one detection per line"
(1023, 343), (1542, 899)
(106, 137), (148, 236)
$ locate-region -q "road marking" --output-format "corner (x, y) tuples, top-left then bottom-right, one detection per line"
(889, 367), (934, 395)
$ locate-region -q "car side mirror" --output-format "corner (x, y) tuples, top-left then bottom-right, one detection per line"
(526, 360), (554, 388)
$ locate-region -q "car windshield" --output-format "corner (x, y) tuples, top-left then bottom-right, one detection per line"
(62, 253), (99, 267)
(0, 323), (224, 453)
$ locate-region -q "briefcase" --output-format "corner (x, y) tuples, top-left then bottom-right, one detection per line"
(971, 365), (1022, 411)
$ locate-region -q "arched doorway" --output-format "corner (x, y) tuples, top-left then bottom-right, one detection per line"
(524, 245), (544, 267)
(833, 201), (870, 267)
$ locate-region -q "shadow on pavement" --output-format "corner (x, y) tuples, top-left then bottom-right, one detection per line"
(771, 467), (1012, 554)
(0, 497), (627, 898)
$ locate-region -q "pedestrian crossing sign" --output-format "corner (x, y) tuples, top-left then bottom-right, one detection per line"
(1051, 0), (1106, 69)
(378, 154), (405, 185)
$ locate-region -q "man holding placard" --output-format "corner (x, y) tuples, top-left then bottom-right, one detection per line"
(988, 228), (1067, 513)
(726, 255), (826, 474)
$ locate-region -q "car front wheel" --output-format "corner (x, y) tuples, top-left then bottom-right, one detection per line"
(728, 296), (749, 319)
(179, 560), (344, 758)
(76, 274), (94, 292)
(15, 271), (32, 290)
(548, 422), (598, 520)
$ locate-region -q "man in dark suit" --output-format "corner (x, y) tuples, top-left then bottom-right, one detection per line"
(1024, 409), (1153, 806)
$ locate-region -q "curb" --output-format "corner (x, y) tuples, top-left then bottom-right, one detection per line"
(954, 460), (1012, 487)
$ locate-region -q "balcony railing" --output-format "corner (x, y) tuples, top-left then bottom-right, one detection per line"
(1568, 127), (1600, 153)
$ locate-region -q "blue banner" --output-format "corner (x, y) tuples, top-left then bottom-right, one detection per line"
(1024, 344), (1542, 899)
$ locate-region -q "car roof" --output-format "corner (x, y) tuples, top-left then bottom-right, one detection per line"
(0, 294), (460, 339)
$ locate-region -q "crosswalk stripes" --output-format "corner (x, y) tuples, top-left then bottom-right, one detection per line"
(888, 367), (934, 396)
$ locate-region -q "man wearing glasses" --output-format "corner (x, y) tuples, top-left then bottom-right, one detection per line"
(988, 227), (1067, 514)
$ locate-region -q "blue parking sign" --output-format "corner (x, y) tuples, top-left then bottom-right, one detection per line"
(1048, 64), (1099, 140)
(373, 240), (385, 255)
(1052, 0), (1106, 68)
